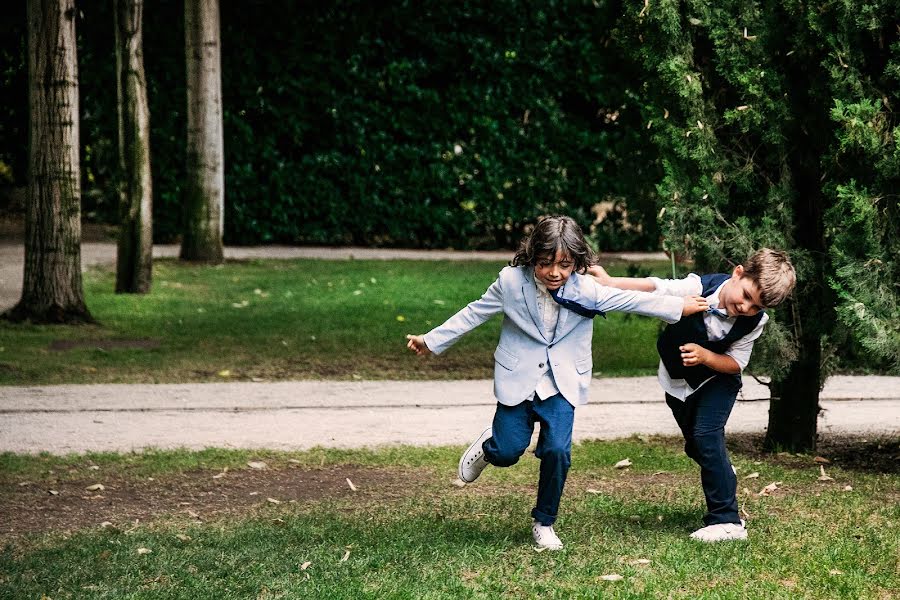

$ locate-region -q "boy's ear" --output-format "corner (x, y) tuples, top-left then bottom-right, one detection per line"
(732, 264), (745, 279)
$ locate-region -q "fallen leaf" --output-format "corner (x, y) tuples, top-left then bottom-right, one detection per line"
(341, 549), (351, 562)
(346, 478), (357, 491)
(600, 574), (624, 581)
(614, 458), (632, 469)
(100, 521), (113, 528)
(288, 459), (301, 464)
(631, 558), (651, 565)
(843, 485), (853, 492)
(736, 105), (750, 111)
(85, 483), (105, 492)
(18, 481), (33, 487)
(829, 569), (843, 575)
(89, 465), (100, 471)
(300, 561), (312, 571)
(532, 546), (548, 553)
(175, 534), (191, 542)
(814, 456), (830, 464)
(247, 461), (267, 470)
(818, 465), (834, 482)
(266, 497), (281, 505)
(451, 478), (467, 488)
(758, 482), (780, 496)
(137, 548), (152, 555)
(743, 472), (760, 480)
(586, 488), (602, 494)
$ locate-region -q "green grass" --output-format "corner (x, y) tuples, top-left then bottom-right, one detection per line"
(1, 438), (897, 599)
(0, 259), (671, 385)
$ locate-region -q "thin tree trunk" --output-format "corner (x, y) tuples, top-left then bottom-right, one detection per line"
(4, 0), (92, 324)
(181, 0), (224, 263)
(115, 0), (153, 293)
(764, 36), (833, 452)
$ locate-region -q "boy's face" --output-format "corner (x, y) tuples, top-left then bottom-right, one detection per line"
(534, 249), (574, 291)
(720, 265), (765, 317)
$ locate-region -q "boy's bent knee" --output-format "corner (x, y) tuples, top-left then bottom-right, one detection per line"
(489, 448), (527, 467)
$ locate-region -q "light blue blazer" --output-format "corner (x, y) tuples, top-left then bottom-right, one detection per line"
(423, 266), (684, 407)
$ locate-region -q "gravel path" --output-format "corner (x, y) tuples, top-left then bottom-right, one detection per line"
(1, 376), (897, 454)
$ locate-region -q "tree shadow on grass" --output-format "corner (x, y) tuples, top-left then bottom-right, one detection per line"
(728, 433), (900, 474)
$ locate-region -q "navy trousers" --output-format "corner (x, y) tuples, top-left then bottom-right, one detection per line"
(482, 393), (574, 526)
(666, 375), (742, 526)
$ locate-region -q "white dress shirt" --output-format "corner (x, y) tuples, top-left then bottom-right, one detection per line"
(533, 278), (562, 401)
(648, 274), (768, 401)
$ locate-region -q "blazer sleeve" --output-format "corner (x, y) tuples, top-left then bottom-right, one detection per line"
(422, 276), (505, 355)
(589, 280), (685, 323)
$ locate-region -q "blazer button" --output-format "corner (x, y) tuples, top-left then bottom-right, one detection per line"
(539, 362), (545, 368)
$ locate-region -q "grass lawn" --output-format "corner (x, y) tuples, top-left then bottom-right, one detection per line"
(1, 436), (897, 599)
(0, 259), (670, 385)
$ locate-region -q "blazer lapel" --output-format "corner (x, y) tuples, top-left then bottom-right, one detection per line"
(522, 269), (549, 342)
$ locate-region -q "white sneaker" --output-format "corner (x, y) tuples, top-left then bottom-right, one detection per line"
(458, 427), (492, 483)
(532, 520), (564, 550)
(690, 522), (748, 542)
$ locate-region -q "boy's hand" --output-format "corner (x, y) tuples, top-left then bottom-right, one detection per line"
(405, 334), (432, 356)
(681, 295), (709, 316)
(680, 343), (710, 367)
(586, 264), (612, 285)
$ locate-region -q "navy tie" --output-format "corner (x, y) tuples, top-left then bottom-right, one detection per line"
(549, 288), (606, 319)
(707, 306), (729, 318)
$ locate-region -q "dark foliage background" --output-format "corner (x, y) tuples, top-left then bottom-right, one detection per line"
(1, 0), (662, 250)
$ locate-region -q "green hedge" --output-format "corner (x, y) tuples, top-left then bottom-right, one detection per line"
(1, 0), (662, 249)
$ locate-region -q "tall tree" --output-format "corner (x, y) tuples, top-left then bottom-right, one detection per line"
(114, 0), (153, 293)
(4, 0), (92, 324)
(181, 0), (224, 263)
(618, 0), (899, 451)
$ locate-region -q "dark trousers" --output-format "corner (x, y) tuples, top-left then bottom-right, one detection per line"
(666, 375), (742, 526)
(482, 393), (574, 526)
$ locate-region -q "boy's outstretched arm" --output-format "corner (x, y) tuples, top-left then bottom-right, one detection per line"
(405, 334), (431, 356)
(586, 265), (707, 316)
(587, 265), (655, 291)
(680, 343), (741, 374)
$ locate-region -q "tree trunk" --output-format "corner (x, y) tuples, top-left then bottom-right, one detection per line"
(114, 0), (153, 293)
(4, 0), (92, 324)
(764, 36), (833, 452)
(181, 0), (224, 263)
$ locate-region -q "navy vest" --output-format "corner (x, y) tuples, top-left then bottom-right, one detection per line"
(656, 273), (764, 388)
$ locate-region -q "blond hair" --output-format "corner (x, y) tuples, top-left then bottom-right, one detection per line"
(741, 248), (796, 307)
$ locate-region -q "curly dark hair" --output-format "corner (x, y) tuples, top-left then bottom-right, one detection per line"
(510, 215), (596, 273)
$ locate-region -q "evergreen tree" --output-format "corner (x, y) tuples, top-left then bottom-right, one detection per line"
(617, 0), (899, 450)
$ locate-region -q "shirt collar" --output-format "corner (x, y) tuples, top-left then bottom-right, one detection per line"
(706, 281), (733, 317)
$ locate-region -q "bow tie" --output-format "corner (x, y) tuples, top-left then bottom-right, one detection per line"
(707, 306), (729, 318)
(548, 288), (606, 319)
